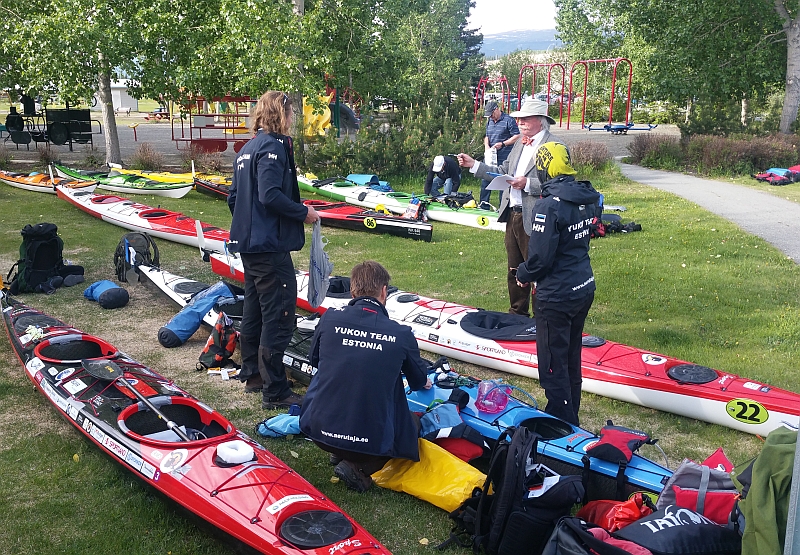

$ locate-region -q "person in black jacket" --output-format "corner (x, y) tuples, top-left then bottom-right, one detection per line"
(300, 261), (432, 492)
(228, 91), (320, 407)
(515, 142), (600, 425)
(424, 155), (461, 196)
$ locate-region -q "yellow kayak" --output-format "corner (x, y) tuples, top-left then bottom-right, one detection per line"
(109, 165), (230, 186)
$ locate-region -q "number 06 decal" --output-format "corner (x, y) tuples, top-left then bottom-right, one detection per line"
(476, 216), (490, 227)
(363, 217), (377, 229)
(725, 398), (769, 425)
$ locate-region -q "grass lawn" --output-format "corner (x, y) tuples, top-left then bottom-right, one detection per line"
(0, 165), (798, 554)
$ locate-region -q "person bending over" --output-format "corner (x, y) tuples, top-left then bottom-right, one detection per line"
(299, 261), (432, 492)
(515, 142), (600, 426)
(424, 155), (461, 197)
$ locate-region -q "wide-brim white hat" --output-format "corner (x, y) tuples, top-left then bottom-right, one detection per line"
(509, 99), (556, 125)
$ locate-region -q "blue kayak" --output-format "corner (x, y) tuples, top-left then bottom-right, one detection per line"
(405, 371), (673, 499)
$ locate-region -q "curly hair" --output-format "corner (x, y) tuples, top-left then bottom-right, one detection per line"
(249, 91), (292, 135)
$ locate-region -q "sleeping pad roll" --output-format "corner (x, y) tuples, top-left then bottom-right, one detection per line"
(158, 281), (236, 348)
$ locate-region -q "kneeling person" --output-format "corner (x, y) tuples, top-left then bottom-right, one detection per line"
(299, 261), (432, 492)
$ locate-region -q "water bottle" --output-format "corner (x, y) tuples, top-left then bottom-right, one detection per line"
(476, 379), (511, 413)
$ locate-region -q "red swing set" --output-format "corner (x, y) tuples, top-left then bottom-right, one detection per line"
(474, 57), (656, 133)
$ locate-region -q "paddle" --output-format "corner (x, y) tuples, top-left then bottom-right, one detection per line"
(48, 165), (57, 191)
(82, 359), (191, 442)
(124, 238), (139, 283)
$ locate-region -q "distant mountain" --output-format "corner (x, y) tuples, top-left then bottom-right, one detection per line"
(481, 29), (561, 58)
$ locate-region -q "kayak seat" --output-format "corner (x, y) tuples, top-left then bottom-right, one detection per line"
(125, 402), (227, 439)
(518, 416), (573, 440)
(33, 335), (119, 364)
(459, 311), (537, 341)
(322, 276), (399, 299)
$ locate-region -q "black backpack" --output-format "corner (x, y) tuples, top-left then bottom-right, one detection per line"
(442, 191), (475, 210)
(114, 232), (160, 282)
(441, 427), (585, 555)
(6, 223), (65, 294)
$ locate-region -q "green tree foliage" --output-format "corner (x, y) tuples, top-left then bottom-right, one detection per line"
(554, 0), (795, 131)
(1, 0), (482, 162)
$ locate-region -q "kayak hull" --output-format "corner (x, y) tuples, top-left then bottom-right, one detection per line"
(54, 164), (193, 198)
(195, 177), (231, 200)
(304, 199), (433, 241)
(136, 264), (673, 499)
(56, 185), (230, 253)
(206, 251), (800, 436)
(0, 291), (391, 555)
(299, 176), (504, 231)
(0, 170), (97, 194)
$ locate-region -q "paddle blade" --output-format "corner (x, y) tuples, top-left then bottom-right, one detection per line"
(82, 358), (123, 381)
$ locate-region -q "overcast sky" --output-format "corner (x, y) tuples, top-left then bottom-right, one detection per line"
(467, 0), (557, 35)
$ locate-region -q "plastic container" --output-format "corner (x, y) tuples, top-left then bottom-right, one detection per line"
(475, 379), (511, 413)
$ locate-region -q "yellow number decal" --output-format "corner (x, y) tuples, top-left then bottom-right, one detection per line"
(725, 398), (769, 425)
(364, 217), (377, 229)
(477, 216), (489, 227)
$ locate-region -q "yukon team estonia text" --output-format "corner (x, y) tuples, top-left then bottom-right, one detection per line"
(335, 326), (396, 351)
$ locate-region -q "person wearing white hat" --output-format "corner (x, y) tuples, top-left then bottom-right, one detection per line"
(457, 99), (566, 318)
(424, 154), (461, 197)
(480, 100), (520, 210)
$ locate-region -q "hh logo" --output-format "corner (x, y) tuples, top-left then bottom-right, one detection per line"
(268, 153), (278, 160)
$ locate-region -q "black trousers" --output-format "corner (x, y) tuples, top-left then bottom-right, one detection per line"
(535, 293), (594, 426)
(239, 251), (296, 400)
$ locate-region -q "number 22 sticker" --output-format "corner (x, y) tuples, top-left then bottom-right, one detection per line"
(725, 398), (768, 425)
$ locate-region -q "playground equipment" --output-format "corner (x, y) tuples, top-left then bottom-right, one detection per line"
(518, 63), (567, 126)
(171, 96), (253, 153)
(474, 76), (512, 118)
(567, 57), (635, 131)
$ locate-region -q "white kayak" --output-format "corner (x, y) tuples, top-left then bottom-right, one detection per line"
(298, 175), (506, 231)
(206, 249), (800, 436)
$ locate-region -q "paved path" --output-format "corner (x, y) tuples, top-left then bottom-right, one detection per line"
(620, 163), (800, 263)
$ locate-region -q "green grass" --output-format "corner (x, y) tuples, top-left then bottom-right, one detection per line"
(0, 165), (798, 554)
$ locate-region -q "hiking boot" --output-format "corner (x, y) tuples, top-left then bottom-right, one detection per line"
(244, 375), (264, 393)
(329, 453), (343, 466)
(262, 391), (304, 410)
(334, 460), (373, 492)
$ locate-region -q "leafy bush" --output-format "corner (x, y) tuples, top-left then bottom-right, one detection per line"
(81, 147), (104, 169)
(0, 145), (11, 169)
(305, 92), (485, 178)
(179, 145), (227, 174)
(571, 140), (611, 171)
(685, 134), (798, 176)
(36, 145), (59, 169)
(627, 134), (683, 169)
(678, 100), (745, 137)
(128, 142), (164, 171)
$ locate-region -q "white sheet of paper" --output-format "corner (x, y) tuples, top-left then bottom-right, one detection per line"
(486, 174), (514, 191)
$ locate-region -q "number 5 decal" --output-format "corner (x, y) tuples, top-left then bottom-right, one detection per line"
(477, 216), (489, 227)
(725, 398), (768, 425)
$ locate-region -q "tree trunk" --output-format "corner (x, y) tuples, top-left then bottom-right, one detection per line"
(96, 71), (122, 165)
(741, 95), (749, 126)
(780, 18), (800, 133)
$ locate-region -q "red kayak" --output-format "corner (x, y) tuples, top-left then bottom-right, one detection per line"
(0, 291), (391, 555)
(56, 184), (230, 253)
(303, 199), (433, 241)
(207, 250), (800, 436)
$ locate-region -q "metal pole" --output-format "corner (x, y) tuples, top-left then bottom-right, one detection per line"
(784, 430), (800, 555)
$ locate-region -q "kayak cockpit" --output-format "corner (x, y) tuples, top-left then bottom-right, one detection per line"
(118, 396), (235, 445)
